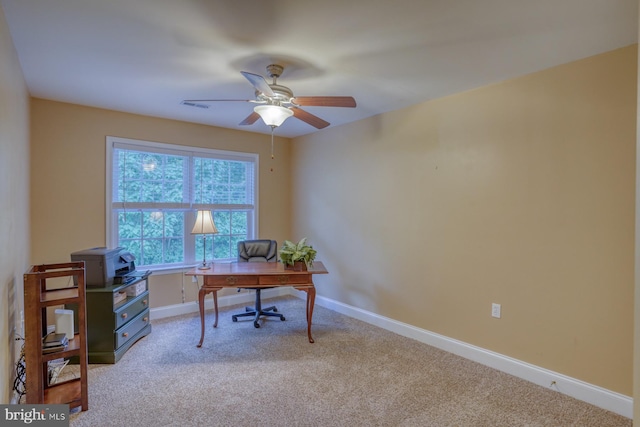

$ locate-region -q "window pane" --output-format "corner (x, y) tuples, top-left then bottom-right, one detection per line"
(114, 149), (186, 204)
(231, 211), (248, 235)
(124, 180), (142, 203)
(231, 235), (245, 257)
(124, 239), (142, 262)
(212, 184), (228, 204)
(117, 210), (185, 266)
(213, 211), (230, 235)
(193, 158), (212, 204)
(141, 180), (162, 203)
(213, 235), (231, 260)
(142, 154), (162, 179)
(110, 138), (256, 269)
(193, 158), (252, 206)
(229, 162), (245, 184)
(143, 212), (163, 238)
(164, 238), (183, 264)
(199, 158), (253, 205)
(164, 212), (183, 237)
(165, 157), (185, 203)
(119, 211), (141, 239)
(191, 211), (249, 262)
(143, 239), (163, 266)
(122, 152), (142, 180)
(212, 210), (248, 260)
(213, 160), (229, 184)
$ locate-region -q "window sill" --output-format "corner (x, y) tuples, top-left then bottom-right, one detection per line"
(140, 261), (233, 276)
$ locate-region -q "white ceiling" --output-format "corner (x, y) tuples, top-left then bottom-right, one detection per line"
(1, 0), (637, 138)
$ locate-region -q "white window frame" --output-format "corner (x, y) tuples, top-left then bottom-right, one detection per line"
(106, 136), (259, 273)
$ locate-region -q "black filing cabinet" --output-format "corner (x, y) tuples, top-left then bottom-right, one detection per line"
(85, 277), (151, 363)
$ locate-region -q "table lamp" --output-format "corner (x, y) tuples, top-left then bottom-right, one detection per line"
(191, 210), (218, 269)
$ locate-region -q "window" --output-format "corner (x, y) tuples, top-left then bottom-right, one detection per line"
(106, 136), (258, 271)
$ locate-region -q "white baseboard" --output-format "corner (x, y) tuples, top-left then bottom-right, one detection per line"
(151, 288), (632, 419)
(300, 291), (632, 419)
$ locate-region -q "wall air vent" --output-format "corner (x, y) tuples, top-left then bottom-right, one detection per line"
(180, 101), (210, 109)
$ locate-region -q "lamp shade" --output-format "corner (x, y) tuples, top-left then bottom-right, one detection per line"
(254, 105), (293, 127)
(191, 210), (218, 235)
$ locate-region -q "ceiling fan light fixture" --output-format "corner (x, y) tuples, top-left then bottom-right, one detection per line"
(253, 105), (293, 127)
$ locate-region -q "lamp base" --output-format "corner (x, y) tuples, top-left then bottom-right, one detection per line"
(198, 265), (211, 270)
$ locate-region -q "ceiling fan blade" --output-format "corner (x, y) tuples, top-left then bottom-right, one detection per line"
(240, 71), (275, 97)
(292, 96), (356, 108)
(291, 107), (330, 129)
(239, 112), (261, 126)
(183, 99), (253, 102)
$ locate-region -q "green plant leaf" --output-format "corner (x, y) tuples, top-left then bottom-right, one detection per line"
(278, 237), (317, 266)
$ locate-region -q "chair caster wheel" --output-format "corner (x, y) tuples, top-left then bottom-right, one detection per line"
(273, 308), (278, 312)
(281, 317), (286, 321)
(254, 322), (260, 328)
(232, 317), (237, 322)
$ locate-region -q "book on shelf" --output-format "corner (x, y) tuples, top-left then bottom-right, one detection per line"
(43, 344), (67, 354)
(42, 333), (68, 353)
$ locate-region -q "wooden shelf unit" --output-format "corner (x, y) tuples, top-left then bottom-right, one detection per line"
(23, 262), (88, 411)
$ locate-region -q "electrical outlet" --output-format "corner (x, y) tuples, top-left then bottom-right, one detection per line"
(491, 303), (501, 318)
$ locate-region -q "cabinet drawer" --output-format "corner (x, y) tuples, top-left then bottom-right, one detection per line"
(260, 274), (311, 285)
(115, 308), (150, 349)
(115, 291), (149, 329)
(209, 276), (258, 286)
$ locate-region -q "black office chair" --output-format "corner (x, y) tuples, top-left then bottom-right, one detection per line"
(231, 239), (286, 328)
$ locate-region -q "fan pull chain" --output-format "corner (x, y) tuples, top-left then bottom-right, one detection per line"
(270, 126), (275, 172)
(271, 127), (275, 159)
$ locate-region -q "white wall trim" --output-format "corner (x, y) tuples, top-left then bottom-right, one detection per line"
(296, 290), (633, 419)
(152, 288), (632, 418)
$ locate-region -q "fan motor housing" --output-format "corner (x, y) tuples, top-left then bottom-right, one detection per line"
(256, 84), (293, 105)
(270, 84), (293, 100)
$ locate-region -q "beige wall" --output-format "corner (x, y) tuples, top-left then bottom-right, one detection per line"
(635, 9), (640, 424)
(293, 46), (636, 396)
(5, 2), (637, 411)
(0, 7), (30, 403)
(30, 99), (293, 308)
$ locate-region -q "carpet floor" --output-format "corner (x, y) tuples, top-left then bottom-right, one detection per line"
(68, 296), (631, 427)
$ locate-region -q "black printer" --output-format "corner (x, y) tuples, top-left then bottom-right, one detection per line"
(70, 247), (139, 287)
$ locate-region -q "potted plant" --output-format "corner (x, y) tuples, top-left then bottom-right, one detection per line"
(279, 237), (317, 271)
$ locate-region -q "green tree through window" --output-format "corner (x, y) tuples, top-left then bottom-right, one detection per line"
(108, 137), (257, 269)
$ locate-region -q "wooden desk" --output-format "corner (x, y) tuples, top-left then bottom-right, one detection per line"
(186, 261), (328, 347)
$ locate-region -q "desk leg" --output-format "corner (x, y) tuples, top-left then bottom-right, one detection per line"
(296, 285), (316, 343)
(307, 286), (316, 343)
(197, 287), (207, 348)
(212, 289), (219, 328)
(197, 287), (220, 348)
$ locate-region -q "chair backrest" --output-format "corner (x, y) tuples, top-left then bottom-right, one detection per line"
(237, 240), (277, 263)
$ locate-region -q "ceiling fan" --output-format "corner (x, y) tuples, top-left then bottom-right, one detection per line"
(182, 64), (357, 129)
